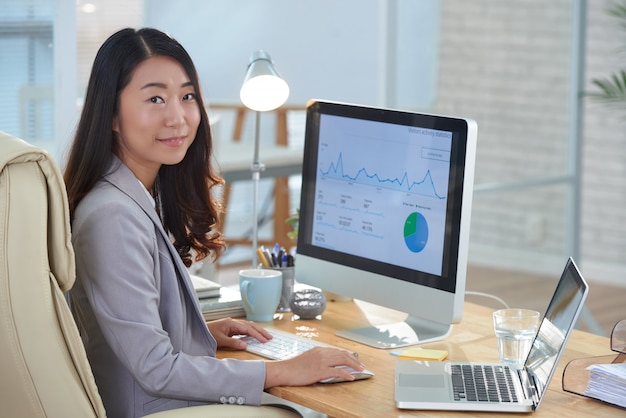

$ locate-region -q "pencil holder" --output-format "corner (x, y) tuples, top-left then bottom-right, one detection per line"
(261, 266), (295, 312)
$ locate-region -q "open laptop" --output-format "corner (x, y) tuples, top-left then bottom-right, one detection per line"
(395, 257), (589, 412)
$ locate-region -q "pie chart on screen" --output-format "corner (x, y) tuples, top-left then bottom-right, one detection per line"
(403, 212), (428, 253)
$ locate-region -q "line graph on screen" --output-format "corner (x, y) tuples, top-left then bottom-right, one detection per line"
(318, 151), (447, 200)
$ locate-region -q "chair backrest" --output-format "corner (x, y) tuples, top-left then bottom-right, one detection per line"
(0, 132), (106, 417)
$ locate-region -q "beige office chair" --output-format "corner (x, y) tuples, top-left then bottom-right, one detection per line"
(0, 132), (298, 418)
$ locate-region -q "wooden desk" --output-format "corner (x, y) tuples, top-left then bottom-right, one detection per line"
(218, 300), (621, 417)
(214, 141), (302, 184)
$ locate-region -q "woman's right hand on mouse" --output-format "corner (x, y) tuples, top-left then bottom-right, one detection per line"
(263, 346), (365, 388)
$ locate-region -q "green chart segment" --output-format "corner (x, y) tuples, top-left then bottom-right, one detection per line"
(403, 212), (429, 253)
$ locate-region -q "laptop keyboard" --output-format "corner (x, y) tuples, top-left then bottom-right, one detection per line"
(451, 364), (518, 403)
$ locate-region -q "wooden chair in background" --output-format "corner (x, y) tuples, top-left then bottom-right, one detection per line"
(209, 103), (305, 256)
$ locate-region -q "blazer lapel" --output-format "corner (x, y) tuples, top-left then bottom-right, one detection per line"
(101, 157), (208, 326)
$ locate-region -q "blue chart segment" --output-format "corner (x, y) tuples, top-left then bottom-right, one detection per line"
(320, 152), (445, 199)
(404, 212), (429, 253)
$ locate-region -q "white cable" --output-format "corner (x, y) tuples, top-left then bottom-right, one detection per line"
(465, 291), (510, 309)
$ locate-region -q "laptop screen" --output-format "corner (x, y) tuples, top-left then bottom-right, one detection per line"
(523, 258), (588, 406)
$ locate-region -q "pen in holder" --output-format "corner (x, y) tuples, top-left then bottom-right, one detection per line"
(261, 266), (295, 312)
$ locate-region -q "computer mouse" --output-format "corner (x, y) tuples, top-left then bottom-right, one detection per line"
(319, 366), (375, 383)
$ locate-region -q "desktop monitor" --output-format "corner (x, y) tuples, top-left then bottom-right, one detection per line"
(295, 100), (478, 348)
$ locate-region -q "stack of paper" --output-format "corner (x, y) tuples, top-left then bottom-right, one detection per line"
(197, 286), (245, 321)
(584, 363), (626, 408)
(190, 274), (222, 299)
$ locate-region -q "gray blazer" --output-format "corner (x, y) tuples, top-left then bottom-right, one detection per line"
(70, 157), (265, 418)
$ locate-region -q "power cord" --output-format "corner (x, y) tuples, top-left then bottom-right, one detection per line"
(465, 291), (510, 309)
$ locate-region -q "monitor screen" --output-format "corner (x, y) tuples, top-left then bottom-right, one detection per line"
(296, 100), (478, 348)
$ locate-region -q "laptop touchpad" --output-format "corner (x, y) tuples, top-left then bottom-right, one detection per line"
(399, 374), (445, 388)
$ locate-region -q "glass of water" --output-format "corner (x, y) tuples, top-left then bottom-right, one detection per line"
(493, 308), (540, 367)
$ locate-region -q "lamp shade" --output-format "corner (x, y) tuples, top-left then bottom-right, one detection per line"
(240, 50), (289, 112)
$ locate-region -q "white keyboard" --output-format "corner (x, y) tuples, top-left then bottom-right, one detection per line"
(239, 328), (336, 360)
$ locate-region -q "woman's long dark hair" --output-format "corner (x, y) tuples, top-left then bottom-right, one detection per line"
(64, 27), (225, 266)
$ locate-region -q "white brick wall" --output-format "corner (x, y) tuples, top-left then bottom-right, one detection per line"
(434, 0), (626, 285)
(582, 1), (626, 284)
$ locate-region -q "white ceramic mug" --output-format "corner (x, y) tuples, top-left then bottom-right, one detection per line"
(239, 269), (282, 322)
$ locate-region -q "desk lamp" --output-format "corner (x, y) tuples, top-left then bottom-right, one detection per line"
(240, 50), (289, 267)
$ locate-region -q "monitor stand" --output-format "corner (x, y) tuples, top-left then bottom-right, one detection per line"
(335, 315), (452, 349)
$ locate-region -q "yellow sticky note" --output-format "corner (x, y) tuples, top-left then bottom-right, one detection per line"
(397, 348), (448, 361)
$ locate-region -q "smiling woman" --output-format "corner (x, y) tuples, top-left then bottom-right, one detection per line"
(112, 55), (201, 189)
(64, 28), (221, 268)
(62, 27), (365, 417)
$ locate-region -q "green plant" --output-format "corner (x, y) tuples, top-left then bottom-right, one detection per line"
(589, 1), (626, 108)
(285, 208), (299, 240)
(590, 69), (626, 104)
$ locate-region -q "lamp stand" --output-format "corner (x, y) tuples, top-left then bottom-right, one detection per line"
(251, 111), (264, 267)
